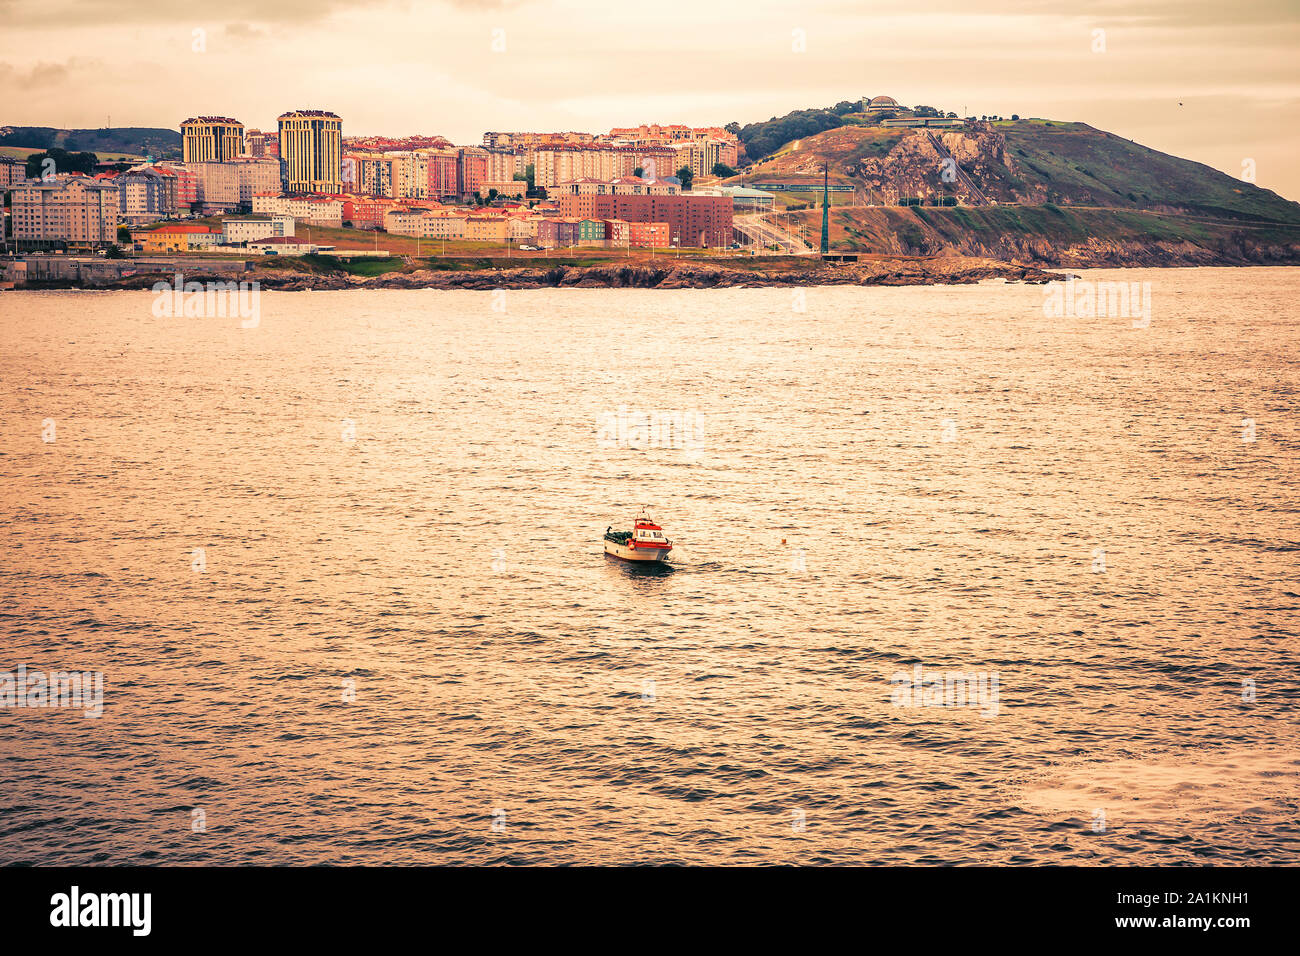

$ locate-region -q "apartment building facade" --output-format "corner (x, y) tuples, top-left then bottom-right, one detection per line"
(222, 215), (295, 244)
(0, 156), (25, 191)
(627, 221), (672, 248)
(384, 208), (468, 239)
(229, 158), (282, 210)
(548, 176), (681, 197)
(424, 149), (459, 200)
(184, 161), (240, 213)
(11, 176), (121, 248)
(457, 147), (488, 201)
(243, 129), (280, 159)
(555, 193), (732, 247)
(252, 193), (344, 227)
(138, 223), (221, 253)
(278, 110), (343, 194)
(181, 116), (245, 163)
(113, 167), (176, 224)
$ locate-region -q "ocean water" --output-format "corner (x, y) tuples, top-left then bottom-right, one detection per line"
(1, 267), (1297, 865)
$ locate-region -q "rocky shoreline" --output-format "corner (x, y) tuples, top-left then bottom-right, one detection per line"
(68, 256), (1071, 292)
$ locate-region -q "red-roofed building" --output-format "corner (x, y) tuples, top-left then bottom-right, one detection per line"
(139, 222), (221, 253)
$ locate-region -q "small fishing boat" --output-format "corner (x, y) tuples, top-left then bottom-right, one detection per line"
(604, 509), (673, 563)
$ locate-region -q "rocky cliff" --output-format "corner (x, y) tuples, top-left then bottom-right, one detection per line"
(39, 257), (1068, 292)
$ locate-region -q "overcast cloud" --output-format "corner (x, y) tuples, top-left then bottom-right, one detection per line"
(2, 0), (1296, 199)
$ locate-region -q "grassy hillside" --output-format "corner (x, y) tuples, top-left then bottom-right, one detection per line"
(734, 101), (861, 163)
(994, 119), (1298, 223)
(736, 119), (1300, 227)
(735, 126), (908, 184)
(0, 125), (181, 161)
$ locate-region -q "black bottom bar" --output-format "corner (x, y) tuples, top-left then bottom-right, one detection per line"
(1, 865), (1280, 944)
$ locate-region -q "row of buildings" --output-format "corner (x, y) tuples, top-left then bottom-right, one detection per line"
(126, 203), (678, 254)
(1, 172), (734, 253)
(1, 109), (741, 251)
(483, 124), (740, 173)
(1, 166), (737, 252)
(180, 114), (741, 203)
(182, 112), (342, 193)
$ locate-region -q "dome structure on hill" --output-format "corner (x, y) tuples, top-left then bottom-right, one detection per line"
(867, 95), (902, 111)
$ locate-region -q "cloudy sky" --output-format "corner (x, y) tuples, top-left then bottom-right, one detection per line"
(2, 0), (1297, 199)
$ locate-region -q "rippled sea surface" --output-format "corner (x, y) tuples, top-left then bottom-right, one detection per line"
(2, 267), (1298, 865)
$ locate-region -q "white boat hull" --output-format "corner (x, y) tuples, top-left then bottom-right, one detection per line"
(604, 540), (671, 562)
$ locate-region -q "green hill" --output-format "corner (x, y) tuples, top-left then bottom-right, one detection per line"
(732, 118), (1299, 224)
(994, 119), (1296, 223)
(728, 112), (1300, 264)
(0, 125), (181, 161)
(733, 102), (860, 164)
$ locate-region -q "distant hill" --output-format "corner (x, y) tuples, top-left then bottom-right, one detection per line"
(732, 118), (1299, 224)
(0, 125), (181, 161)
(996, 120), (1296, 222)
(727, 116), (1300, 264)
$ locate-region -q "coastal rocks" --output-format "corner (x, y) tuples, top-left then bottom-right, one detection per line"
(71, 257), (1069, 292)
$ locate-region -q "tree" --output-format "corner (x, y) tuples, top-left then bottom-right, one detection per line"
(736, 107), (846, 164)
(712, 162), (737, 178)
(116, 225), (131, 243)
(633, 166), (643, 178)
(487, 188), (499, 204)
(1011, 114), (1020, 121)
(724, 122), (741, 136)
(104, 244), (125, 258)
(675, 166), (694, 191)
(25, 147), (98, 179)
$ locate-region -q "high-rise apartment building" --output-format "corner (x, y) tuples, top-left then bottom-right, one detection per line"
(457, 147), (489, 201)
(278, 110), (343, 194)
(181, 116), (245, 163)
(423, 149), (459, 200)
